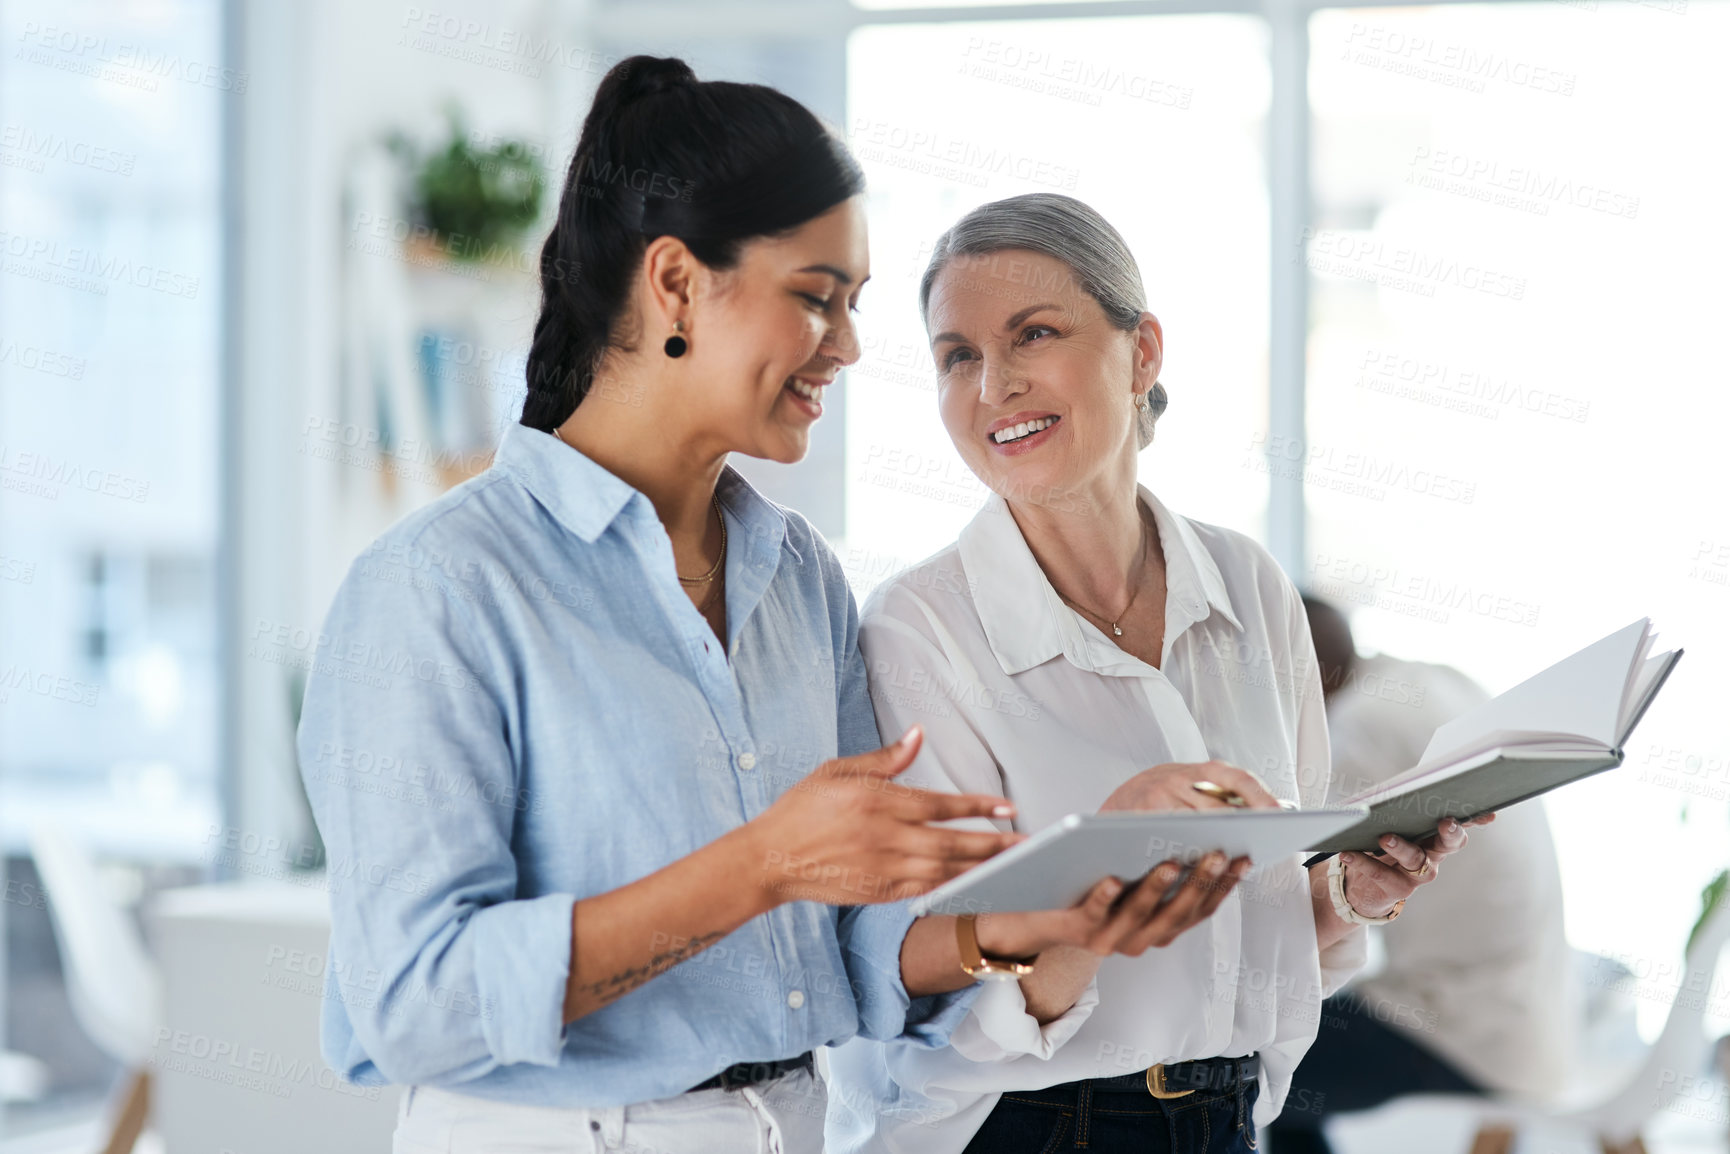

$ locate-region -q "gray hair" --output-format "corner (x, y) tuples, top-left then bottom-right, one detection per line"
(918, 193), (1166, 449)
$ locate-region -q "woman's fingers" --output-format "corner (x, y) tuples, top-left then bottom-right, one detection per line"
(1372, 833), (1431, 876)
(1037, 853), (1246, 955)
(894, 786), (1017, 824)
(1102, 759), (1287, 813)
(1344, 851), (1419, 911)
(1099, 862), (1188, 949)
(1195, 857), (1252, 921)
(831, 726), (923, 782)
(1428, 818), (1469, 855)
(895, 825), (1024, 867)
(1117, 854), (1232, 953)
(1196, 763), (1283, 810)
(1075, 875), (1128, 922)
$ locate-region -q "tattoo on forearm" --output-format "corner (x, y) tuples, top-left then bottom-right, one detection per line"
(581, 930), (726, 1004)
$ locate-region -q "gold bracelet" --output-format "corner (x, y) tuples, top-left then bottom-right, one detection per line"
(955, 914), (1037, 980)
(1327, 854), (1404, 925)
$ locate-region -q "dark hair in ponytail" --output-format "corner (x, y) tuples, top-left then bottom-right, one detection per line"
(520, 56), (865, 431)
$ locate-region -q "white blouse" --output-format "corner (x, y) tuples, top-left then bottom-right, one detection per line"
(825, 487), (1366, 1154)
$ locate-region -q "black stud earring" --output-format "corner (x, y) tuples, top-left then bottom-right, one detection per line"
(664, 320), (687, 359)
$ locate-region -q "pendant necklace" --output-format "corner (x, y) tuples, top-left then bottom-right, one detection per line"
(1056, 526), (1150, 638)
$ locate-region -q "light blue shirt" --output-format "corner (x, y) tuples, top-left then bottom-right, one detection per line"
(296, 422), (977, 1106)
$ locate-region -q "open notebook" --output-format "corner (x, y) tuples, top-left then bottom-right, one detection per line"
(1304, 618), (1682, 860)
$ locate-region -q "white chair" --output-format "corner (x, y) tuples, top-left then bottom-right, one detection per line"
(0, 1049), (49, 1102)
(30, 827), (164, 1154)
(1351, 891), (1730, 1154)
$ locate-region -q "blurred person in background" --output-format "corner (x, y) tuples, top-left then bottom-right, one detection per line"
(1264, 598), (1574, 1153)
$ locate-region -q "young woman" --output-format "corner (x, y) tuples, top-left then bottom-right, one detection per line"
(825, 194), (1484, 1154)
(299, 63), (1241, 1154)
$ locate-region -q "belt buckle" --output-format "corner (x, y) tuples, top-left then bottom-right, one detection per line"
(1145, 1064), (1195, 1100)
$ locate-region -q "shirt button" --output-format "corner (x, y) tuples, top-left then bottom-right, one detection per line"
(737, 752), (757, 771)
(589, 1121), (601, 1132)
(787, 990), (805, 1009)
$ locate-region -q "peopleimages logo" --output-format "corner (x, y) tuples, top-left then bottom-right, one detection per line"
(0, 664), (101, 708)
(1246, 432), (1479, 506)
(1299, 228), (1526, 302)
(0, 124), (136, 176)
(1354, 346), (1590, 425)
(0, 443), (149, 503)
(396, 7), (620, 78)
(0, 336), (86, 380)
(1407, 147), (1639, 221)
(247, 616), (482, 694)
(957, 37), (1194, 109)
(0, 229), (201, 299)
(849, 118), (1082, 192)
(13, 21), (248, 93)
(1339, 23), (1576, 97)
(1309, 552), (1539, 628)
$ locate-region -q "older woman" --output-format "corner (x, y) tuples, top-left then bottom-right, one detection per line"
(824, 194), (1485, 1154)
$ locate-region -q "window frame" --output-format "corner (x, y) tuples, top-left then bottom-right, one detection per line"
(586, 0), (1545, 580)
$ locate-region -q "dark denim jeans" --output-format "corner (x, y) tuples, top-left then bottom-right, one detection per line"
(962, 1077), (1260, 1153)
(1263, 992), (1483, 1154)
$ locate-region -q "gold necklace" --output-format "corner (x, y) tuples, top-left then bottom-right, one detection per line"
(677, 495), (726, 587)
(1054, 525), (1151, 638)
(550, 423), (726, 586)
(695, 566), (726, 616)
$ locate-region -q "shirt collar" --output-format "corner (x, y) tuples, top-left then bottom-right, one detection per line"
(957, 484), (1243, 677)
(492, 423), (795, 562)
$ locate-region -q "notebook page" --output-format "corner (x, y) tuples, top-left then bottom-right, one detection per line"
(1618, 647), (1682, 745)
(1413, 618), (1650, 769)
(1618, 627), (1657, 722)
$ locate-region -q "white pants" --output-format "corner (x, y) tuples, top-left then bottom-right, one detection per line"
(392, 1068), (828, 1154)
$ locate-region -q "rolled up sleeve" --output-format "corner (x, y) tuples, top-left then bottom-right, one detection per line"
(949, 974), (1100, 1063)
(297, 542), (573, 1086)
(1284, 572), (1367, 998)
(838, 901), (985, 1045)
(1317, 922), (1368, 999)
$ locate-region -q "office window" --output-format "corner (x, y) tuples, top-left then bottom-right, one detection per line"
(845, 15), (1270, 594)
(0, 0), (225, 857)
(1307, 3), (1730, 1033)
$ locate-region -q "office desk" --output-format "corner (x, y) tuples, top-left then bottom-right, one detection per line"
(147, 880), (399, 1153)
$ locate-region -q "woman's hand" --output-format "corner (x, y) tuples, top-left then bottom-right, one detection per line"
(1098, 759), (1284, 813)
(976, 850), (1250, 960)
(1333, 814), (1493, 916)
(963, 759), (1276, 959)
(741, 726), (1025, 908)
(1310, 814), (1494, 946)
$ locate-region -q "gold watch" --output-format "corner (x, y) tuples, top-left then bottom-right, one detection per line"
(956, 914), (1038, 980)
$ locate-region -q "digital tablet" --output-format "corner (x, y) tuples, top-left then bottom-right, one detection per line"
(908, 807), (1369, 917)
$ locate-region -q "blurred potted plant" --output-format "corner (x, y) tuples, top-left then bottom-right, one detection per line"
(388, 106), (545, 268)
(1688, 868), (1728, 956)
